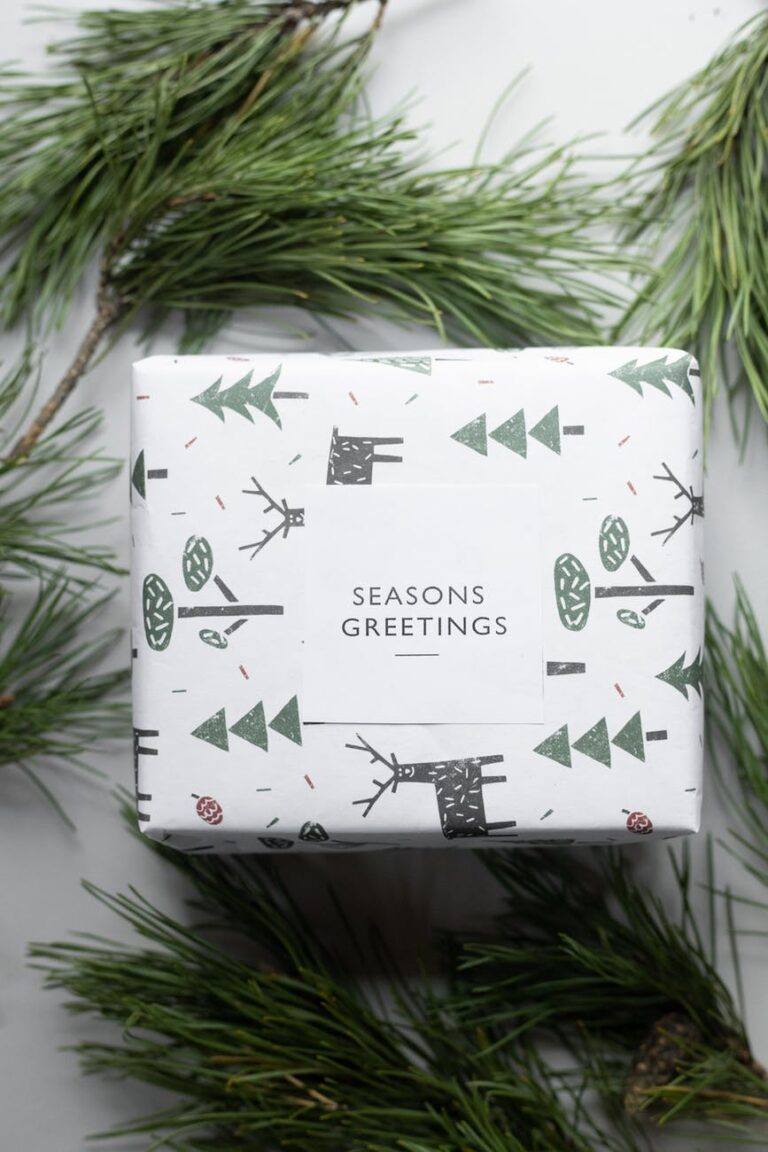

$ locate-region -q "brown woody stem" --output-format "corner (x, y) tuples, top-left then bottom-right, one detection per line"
(7, 292), (121, 463)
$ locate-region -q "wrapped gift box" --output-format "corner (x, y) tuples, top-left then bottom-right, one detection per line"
(131, 347), (704, 852)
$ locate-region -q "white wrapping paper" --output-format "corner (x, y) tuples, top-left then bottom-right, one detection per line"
(131, 347), (704, 852)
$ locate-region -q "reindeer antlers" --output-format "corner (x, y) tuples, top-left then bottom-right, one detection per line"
(346, 734), (399, 817)
(651, 462), (704, 545)
(240, 476), (300, 559)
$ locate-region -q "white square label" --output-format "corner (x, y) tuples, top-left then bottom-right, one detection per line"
(302, 484), (543, 723)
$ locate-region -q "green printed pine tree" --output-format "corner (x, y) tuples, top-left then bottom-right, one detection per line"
(451, 405), (581, 458)
(191, 367), (308, 430)
(354, 355), (432, 375)
(656, 650), (703, 699)
(191, 698), (302, 752)
(534, 711), (657, 768)
(608, 353), (696, 402)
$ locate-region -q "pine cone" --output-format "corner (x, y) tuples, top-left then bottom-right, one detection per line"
(624, 1011), (702, 1113)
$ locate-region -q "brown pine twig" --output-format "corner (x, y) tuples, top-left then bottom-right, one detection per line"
(6, 288), (122, 463)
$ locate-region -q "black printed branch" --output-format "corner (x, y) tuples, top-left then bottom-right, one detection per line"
(239, 476), (304, 559)
(651, 462), (704, 545)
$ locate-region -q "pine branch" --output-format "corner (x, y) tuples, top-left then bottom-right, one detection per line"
(0, 0), (635, 457)
(706, 582), (768, 887)
(451, 848), (767, 1127)
(28, 824), (645, 1152)
(615, 13), (768, 436)
(0, 575), (129, 822)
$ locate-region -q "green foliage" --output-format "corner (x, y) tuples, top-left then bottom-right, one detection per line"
(0, 355), (127, 822)
(0, 0), (631, 354)
(452, 848), (768, 1125)
(616, 13), (768, 434)
(30, 829), (644, 1152)
(28, 828), (768, 1145)
(707, 582), (768, 887)
(0, 406), (123, 578)
(0, 577), (128, 825)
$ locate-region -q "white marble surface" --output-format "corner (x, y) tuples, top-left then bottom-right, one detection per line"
(0, 2), (766, 1149)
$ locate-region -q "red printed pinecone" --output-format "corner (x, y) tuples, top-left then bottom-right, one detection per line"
(195, 795), (223, 825)
(626, 810), (653, 835)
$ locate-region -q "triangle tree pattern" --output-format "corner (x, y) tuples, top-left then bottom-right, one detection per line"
(489, 409), (527, 457)
(192, 367), (283, 428)
(608, 354), (696, 403)
(358, 355), (432, 375)
(533, 724), (572, 768)
(451, 413), (488, 455)
(229, 702), (268, 750)
(656, 650), (703, 700)
(451, 406), (567, 458)
(268, 695), (302, 745)
(528, 406), (561, 454)
(572, 717), (611, 766)
(191, 707), (229, 752)
(131, 450), (146, 499)
(190, 697), (302, 753)
(534, 712), (652, 768)
(611, 711), (645, 762)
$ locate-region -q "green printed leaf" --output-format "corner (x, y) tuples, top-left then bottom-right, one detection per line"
(183, 535), (214, 591)
(554, 553), (591, 631)
(599, 515), (630, 572)
(142, 574), (174, 651)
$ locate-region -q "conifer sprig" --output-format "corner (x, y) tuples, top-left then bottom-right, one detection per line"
(0, 0), (633, 459)
(452, 848), (767, 1125)
(0, 355), (127, 821)
(29, 837), (645, 1152)
(616, 13), (768, 434)
(0, 577), (128, 825)
(706, 582), (768, 887)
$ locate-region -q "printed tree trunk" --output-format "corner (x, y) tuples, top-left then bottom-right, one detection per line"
(143, 570), (282, 652)
(554, 514), (694, 632)
(347, 734), (515, 840)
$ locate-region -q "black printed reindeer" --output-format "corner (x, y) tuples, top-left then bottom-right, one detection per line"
(326, 428), (403, 485)
(347, 734), (516, 840)
(652, 462), (704, 545)
(239, 476), (304, 559)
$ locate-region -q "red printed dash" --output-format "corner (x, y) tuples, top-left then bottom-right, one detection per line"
(626, 481), (637, 495)
(614, 682), (625, 698)
(215, 495), (226, 510)
(184, 436), (198, 449)
(136, 394), (150, 400)
(304, 773), (315, 790)
(348, 391), (358, 405)
(618, 435), (630, 447)
(238, 664), (249, 680)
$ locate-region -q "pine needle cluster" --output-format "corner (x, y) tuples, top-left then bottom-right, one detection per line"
(0, 361), (129, 822)
(30, 824), (768, 1149)
(28, 827), (645, 1152)
(452, 848), (768, 1126)
(706, 582), (768, 889)
(0, 0), (634, 458)
(616, 13), (768, 434)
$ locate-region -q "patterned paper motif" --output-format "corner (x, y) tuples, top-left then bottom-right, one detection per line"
(131, 346), (704, 853)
